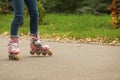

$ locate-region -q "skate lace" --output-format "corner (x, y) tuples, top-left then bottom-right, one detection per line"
(8, 43), (19, 50)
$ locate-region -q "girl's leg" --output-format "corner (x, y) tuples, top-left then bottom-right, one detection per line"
(10, 0), (24, 37)
(24, 0), (38, 35)
(8, 0), (24, 60)
(24, 0), (52, 56)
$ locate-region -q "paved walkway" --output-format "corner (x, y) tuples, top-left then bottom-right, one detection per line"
(0, 37), (120, 80)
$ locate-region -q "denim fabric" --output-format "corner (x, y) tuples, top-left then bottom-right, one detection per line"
(10, 0), (38, 37)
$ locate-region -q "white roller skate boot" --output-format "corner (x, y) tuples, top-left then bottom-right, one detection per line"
(8, 37), (20, 60)
(30, 34), (53, 56)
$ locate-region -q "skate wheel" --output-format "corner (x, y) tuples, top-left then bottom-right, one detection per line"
(48, 50), (53, 56)
(36, 50), (41, 55)
(14, 55), (19, 60)
(30, 50), (35, 55)
(42, 53), (47, 56)
(8, 54), (19, 61)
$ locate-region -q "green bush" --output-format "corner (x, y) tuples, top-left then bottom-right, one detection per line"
(41, 0), (112, 14)
(38, 0), (45, 25)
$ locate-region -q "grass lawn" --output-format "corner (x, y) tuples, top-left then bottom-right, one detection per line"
(0, 13), (120, 44)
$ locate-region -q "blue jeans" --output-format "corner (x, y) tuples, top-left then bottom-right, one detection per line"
(10, 0), (38, 37)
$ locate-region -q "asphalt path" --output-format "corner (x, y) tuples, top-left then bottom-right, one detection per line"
(0, 37), (120, 80)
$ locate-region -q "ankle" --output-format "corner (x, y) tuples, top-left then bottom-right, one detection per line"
(9, 37), (19, 43)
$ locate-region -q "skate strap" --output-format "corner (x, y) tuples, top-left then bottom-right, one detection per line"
(33, 40), (42, 48)
(10, 38), (19, 43)
(8, 43), (19, 50)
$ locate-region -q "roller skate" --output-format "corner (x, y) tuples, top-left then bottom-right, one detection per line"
(8, 37), (20, 60)
(30, 34), (53, 56)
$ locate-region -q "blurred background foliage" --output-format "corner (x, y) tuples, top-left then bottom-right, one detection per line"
(41, 0), (112, 15)
(0, 0), (113, 25)
(0, 0), (113, 14)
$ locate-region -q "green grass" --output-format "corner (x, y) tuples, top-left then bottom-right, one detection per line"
(0, 13), (120, 42)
